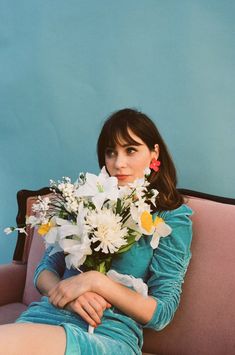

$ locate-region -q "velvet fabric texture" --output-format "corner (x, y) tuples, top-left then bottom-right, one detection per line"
(16, 204), (193, 354)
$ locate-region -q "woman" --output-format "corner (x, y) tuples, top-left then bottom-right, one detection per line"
(0, 108), (193, 354)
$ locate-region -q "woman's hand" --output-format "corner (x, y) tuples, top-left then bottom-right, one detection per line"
(65, 291), (111, 328)
(48, 271), (104, 308)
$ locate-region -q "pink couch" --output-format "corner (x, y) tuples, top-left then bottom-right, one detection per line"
(1, 188), (235, 355)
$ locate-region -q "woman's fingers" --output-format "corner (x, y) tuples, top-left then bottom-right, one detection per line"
(78, 294), (104, 321)
(48, 286), (65, 308)
(65, 292), (112, 327)
(79, 299), (102, 325)
(71, 301), (99, 328)
(48, 282), (113, 324)
(48, 273), (93, 308)
(93, 294), (111, 310)
(48, 279), (80, 308)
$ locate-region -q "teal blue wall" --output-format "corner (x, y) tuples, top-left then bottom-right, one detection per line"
(1, 1), (234, 264)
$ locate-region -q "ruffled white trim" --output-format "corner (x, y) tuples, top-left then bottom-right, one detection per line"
(107, 269), (148, 297)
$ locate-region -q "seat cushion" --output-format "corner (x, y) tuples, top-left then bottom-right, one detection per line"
(0, 303), (27, 325)
(142, 196), (235, 355)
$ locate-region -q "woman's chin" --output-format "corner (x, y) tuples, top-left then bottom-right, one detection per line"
(117, 177), (135, 186)
(118, 181), (128, 187)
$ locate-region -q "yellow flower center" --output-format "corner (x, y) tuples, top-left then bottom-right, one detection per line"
(38, 222), (51, 236)
(141, 212), (164, 233)
(140, 211), (153, 233)
(153, 216), (163, 227)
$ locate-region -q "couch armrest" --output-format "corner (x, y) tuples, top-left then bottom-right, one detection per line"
(0, 263), (27, 306)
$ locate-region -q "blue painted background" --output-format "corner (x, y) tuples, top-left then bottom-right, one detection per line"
(1, 0), (234, 264)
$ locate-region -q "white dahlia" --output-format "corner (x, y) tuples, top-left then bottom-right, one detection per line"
(87, 209), (128, 254)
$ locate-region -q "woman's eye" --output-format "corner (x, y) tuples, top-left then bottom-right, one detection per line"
(126, 147), (137, 154)
(105, 149), (116, 158)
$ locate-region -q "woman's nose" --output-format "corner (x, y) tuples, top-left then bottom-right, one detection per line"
(114, 153), (127, 168)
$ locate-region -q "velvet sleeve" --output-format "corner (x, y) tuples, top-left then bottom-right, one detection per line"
(143, 204), (193, 331)
(33, 246), (66, 288)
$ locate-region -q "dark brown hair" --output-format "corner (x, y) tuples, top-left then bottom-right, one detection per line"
(97, 108), (183, 211)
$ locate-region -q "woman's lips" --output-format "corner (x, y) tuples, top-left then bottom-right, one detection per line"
(115, 175), (130, 180)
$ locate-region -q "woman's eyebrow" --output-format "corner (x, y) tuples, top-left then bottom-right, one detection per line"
(105, 142), (142, 150)
(121, 142), (142, 147)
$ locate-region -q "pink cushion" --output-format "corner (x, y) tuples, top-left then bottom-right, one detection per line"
(0, 263), (26, 306)
(21, 195), (46, 305)
(22, 228), (45, 305)
(143, 196), (235, 355)
(0, 303), (27, 325)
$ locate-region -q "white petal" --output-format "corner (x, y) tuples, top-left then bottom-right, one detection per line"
(65, 253), (87, 270)
(58, 225), (81, 239)
(59, 238), (78, 251)
(48, 243), (63, 256)
(55, 217), (72, 226)
(100, 166), (109, 177)
(155, 222), (172, 237)
(150, 234), (160, 249)
(26, 215), (40, 227)
(92, 193), (105, 210)
(4, 227), (13, 235)
(44, 227), (58, 244)
(144, 167), (151, 176)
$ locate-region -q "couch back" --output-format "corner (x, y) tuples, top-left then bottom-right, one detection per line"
(143, 194), (235, 355)
(18, 191), (235, 355)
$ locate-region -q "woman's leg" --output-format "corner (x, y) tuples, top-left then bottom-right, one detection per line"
(0, 323), (66, 355)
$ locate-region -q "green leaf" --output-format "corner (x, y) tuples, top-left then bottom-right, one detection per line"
(117, 233), (137, 254)
(117, 242), (135, 254)
(116, 198), (122, 214)
(97, 261), (106, 274)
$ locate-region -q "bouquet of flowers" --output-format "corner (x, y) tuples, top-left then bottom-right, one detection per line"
(5, 167), (172, 274)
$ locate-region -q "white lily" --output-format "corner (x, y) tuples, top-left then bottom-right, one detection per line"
(128, 176), (147, 191)
(48, 243), (64, 256)
(130, 201), (151, 225)
(139, 211), (172, 249)
(57, 221), (82, 240)
(150, 219), (172, 249)
(59, 236), (92, 269)
(44, 222), (59, 245)
(75, 167), (119, 209)
(55, 202), (88, 239)
(122, 215), (142, 241)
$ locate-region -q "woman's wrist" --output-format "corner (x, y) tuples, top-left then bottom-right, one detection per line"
(88, 271), (108, 295)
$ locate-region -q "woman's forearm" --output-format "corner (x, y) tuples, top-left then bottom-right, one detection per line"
(36, 269), (61, 296)
(94, 273), (157, 325)
(47, 270), (157, 324)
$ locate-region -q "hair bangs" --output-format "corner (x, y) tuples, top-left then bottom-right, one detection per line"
(106, 122), (141, 148)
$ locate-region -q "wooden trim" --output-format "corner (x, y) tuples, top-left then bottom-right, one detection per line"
(178, 188), (235, 205)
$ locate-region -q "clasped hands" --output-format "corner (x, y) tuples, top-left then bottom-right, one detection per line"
(48, 271), (111, 328)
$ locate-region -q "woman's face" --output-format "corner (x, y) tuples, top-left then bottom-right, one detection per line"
(105, 130), (159, 186)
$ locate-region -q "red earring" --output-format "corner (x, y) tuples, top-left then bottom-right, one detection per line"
(150, 158), (161, 172)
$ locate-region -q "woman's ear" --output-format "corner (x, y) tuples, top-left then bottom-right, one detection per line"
(153, 144), (160, 159)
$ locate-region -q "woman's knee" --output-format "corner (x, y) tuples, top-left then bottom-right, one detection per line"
(0, 323), (66, 355)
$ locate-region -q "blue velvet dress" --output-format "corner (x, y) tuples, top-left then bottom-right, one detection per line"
(16, 204), (193, 355)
